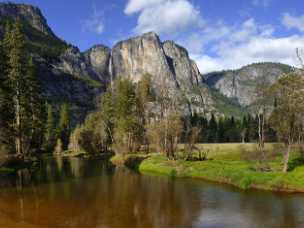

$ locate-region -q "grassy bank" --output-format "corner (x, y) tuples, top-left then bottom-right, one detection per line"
(113, 144), (304, 193)
(0, 167), (15, 174)
(111, 154), (151, 169)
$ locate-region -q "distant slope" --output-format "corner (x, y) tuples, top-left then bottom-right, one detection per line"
(0, 2), (67, 57)
(203, 62), (294, 107)
(0, 3), (109, 125)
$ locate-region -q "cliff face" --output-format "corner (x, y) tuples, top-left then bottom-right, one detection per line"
(36, 44), (111, 124)
(162, 40), (200, 89)
(0, 2), (54, 37)
(204, 63), (293, 107)
(35, 56), (101, 124)
(110, 32), (214, 114)
(110, 32), (176, 90)
(56, 45), (110, 83)
(1, 2), (293, 121)
(110, 32), (201, 89)
(84, 45), (111, 83)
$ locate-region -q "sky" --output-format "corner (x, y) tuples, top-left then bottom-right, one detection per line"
(2, 0), (304, 73)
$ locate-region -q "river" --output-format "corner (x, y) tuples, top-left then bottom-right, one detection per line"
(0, 156), (303, 228)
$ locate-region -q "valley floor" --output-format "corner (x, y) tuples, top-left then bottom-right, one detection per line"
(111, 143), (304, 193)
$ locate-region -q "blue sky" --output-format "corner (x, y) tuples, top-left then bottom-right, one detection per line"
(3, 0), (304, 73)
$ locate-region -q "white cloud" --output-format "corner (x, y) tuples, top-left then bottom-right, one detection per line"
(192, 55), (223, 74)
(252, 0), (272, 7)
(124, 1), (303, 74)
(182, 33), (206, 54)
(185, 19), (304, 74)
(124, 0), (165, 14)
(125, 0), (204, 35)
(82, 7), (105, 34)
(282, 13), (304, 32)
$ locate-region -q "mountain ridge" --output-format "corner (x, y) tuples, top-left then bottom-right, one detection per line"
(203, 62), (294, 107)
(0, 2), (294, 122)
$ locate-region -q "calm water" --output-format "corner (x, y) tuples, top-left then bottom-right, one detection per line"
(0, 157), (303, 228)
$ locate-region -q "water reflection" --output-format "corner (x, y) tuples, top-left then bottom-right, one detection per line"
(0, 157), (303, 228)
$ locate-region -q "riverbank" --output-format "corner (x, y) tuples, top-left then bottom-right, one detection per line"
(111, 144), (304, 193)
(0, 155), (37, 174)
(0, 167), (15, 174)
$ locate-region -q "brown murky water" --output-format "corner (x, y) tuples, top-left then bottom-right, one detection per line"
(0, 156), (303, 228)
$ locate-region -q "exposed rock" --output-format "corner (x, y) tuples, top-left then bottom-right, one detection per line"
(34, 56), (103, 125)
(204, 63), (293, 107)
(84, 45), (111, 83)
(0, 3), (106, 125)
(110, 32), (177, 90)
(109, 32), (215, 114)
(57, 46), (90, 78)
(163, 40), (200, 88)
(162, 40), (211, 114)
(0, 2), (55, 37)
(2, 3), (293, 120)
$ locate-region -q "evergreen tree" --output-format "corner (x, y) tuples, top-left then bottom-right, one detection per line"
(44, 104), (56, 152)
(1, 21), (46, 155)
(58, 103), (71, 151)
(5, 20), (28, 155)
(241, 115), (248, 143)
(207, 114), (217, 143)
(217, 117), (225, 142)
(200, 116), (208, 143)
(26, 57), (45, 151)
(229, 116), (240, 142)
(0, 30), (14, 151)
(112, 79), (142, 153)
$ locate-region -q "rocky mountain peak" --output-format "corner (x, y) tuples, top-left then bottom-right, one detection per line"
(204, 62), (294, 107)
(163, 40), (190, 58)
(141, 31), (160, 40)
(0, 2), (55, 37)
(1, 2), (293, 120)
(110, 31), (175, 86)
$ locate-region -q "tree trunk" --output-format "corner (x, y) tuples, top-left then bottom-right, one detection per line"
(283, 144), (291, 173)
(164, 112), (168, 158)
(258, 113), (266, 162)
(15, 86), (22, 156)
(261, 114), (265, 148)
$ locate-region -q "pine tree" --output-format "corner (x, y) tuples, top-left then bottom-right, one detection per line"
(26, 57), (45, 152)
(207, 114), (217, 143)
(0, 30), (14, 151)
(241, 115), (248, 143)
(2, 20), (46, 155)
(229, 116), (240, 142)
(44, 104), (56, 152)
(199, 116), (208, 143)
(217, 117), (225, 143)
(58, 103), (70, 151)
(5, 20), (28, 155)
(112, 78), (141, 153)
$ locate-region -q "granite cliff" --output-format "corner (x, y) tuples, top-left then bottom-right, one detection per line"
(0, 2), (293, 123)
(110, 32), (216, 115)
(204, 63), (293, 107)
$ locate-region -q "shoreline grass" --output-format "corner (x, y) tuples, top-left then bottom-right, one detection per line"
(139, 155), (304, 193)
(112, 144), (304, 193)
(0, 167), (15, 174)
